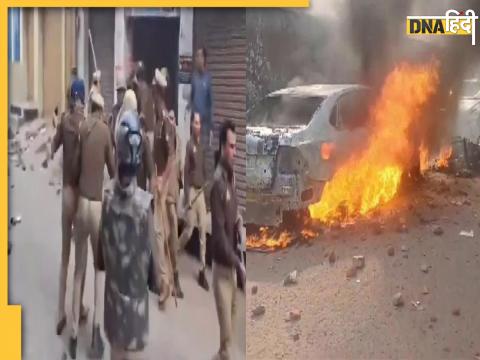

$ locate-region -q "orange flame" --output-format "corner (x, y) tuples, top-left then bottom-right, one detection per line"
(308, 62), (440, 224)
(437, 146), (452, 168)
(246, 227), (294, 251)
(321, 142), (335, 160)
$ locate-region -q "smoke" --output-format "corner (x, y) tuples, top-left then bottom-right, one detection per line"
(345, 0), (480, 157)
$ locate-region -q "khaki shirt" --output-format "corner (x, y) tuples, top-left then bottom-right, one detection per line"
(184, 137), (206, 190)
(210, 158), (239, 267)
(51, 108), (84, 187)
(78, 111), (115, 201)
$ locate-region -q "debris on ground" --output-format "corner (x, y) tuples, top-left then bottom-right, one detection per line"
(251, 305), (266, 318)
(372, 222), (384, 235)
(286, 309), (301, 322)
(459, 230), (474, 238)
(35, 142), (48, 154)
(56, 189), (61, 196)
(328, 251), (336, 265)
(421, 264), (429, 273)
(283, 270), (298, 286)
(353, 255), (365, 269)
(396, 218), (408, 233)
(422, 286), (429, 295)
(401, 245), (408, 252)
(387, 246), (395, 256)
(433, 226), (444, 236)
(452, 308), (461, 316)
(292, 333), (300, 342)
(251, 285), (258, 295)
(393, 292), (404, 307)
(346, 266), (357, 279)
(411, 300), (425, 311)
(430, 315), (437, 322)
(41, 158), (49, 169)
(48, 180), (55, 187)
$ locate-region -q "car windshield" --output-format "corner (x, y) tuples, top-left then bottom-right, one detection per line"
(249, 95), (325, 127)
(462, 81), (480, 98)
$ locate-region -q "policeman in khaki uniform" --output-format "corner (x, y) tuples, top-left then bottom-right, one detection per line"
(70, 91), (115, 359)
(210, 121), (246, 360)
(51, 86), (89, 336)
(153, 86), (183, 299)
(178, 112), (209, 291)
(98, 110), (167, 360)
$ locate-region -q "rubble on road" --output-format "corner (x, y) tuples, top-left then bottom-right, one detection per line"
(422, 286), (429, 295)
(433, 226), (444, 236)
(353, 255), (365, 269)
(459, 230), (474, 238)
(387, 246), (395, 256)
(393, 292), (404, 307)
(421, 264), (429, 273)
(411, 300), (425, 311)
(346, 266), (357, 279)
(292, 333), (300, 341)
(251, 305), (266, 318)
(283, 270), (298, 286)
(452, 308), (461, 316)
(430, 315), (437, 322)
(286, 309), (301, 322)
(251, 285), (258, 295)
(401, 245), (408, 252)
(328, 251), (336, 264)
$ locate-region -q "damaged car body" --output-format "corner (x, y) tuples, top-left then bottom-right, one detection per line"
(246, 84), (371, 226)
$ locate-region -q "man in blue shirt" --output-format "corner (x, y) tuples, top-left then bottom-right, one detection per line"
(191, 47), (213, 150)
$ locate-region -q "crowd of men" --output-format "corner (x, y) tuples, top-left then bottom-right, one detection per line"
(50, 47), (245, 360)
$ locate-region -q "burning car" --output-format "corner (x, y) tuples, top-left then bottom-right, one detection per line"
(246, 84), (371, 226)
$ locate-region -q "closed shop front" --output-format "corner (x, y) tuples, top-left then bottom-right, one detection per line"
(193, 9), (246, 211)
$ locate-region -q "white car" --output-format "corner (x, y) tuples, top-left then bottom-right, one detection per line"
(246, 84), (371, 226)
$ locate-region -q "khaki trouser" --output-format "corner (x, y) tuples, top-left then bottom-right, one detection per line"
(58, 185), (87, 321)
(154, 192), (171, 301)
(179, 186), (207, 268)
(213, 262), (237, 360)
(111, 346), (146, 360)
(72, 196), (104, 337)
(165, 201), (179, 272)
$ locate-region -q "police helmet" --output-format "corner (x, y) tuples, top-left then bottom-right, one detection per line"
(115, 110), (143, 177)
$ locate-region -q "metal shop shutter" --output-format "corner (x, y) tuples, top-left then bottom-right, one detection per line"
(194, 9), (246, 211)
(89, 8), (115, 114)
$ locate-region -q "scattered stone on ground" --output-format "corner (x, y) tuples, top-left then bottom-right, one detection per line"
(346, 266), (357, 279)
(251, 285), (258, 295)
(387, 246), (395, 257)
(283, 270), (298, 286)
(401, 245), (408, 252)
(421, 264), (429, 273)
(433, 226), (444, 236)
(452, 308), (461, 317)
(430, 315), (437, 322)
(251, 305), (266, 318)
(393, 292), (404, 307)
(328, 251), (336, 265)
(292, 333), (300, 342)
(422, 286), (429, 295)
(286, 309), (301, 322)
(353, 255), (365, 269)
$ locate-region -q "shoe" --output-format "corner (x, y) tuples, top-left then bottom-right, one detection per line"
(88, 325), (104, 359)
(56, 316), (66, 336)
(172, 271), (184, 299)
(68, 336), (77, 359)
(198, 269), (210, 292)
